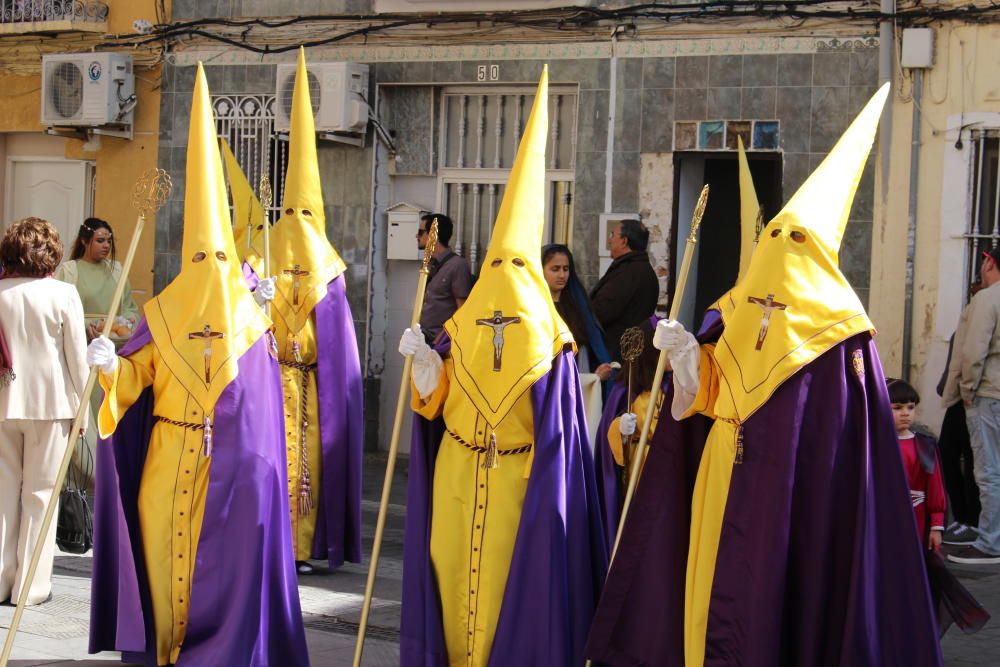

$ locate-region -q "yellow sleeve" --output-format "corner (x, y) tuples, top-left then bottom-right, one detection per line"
(607, 391), (653, 467)
(608, 416), (625, 467)
(98, 342), (155, 439)
(682, 344), (720, 420)
(409, 364), (450, 421)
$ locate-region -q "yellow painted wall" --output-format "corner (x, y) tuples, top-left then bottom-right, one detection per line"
(870, 23), (1000, 428)
(0, 0), (169, 304)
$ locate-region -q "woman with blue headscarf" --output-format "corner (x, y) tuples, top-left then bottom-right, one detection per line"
(542, 244), (613, 380)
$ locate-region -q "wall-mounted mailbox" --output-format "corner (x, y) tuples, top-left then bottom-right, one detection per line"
(387, 202), (426, 260)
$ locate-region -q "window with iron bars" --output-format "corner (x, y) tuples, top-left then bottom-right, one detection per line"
(437, 85), (577, 274)
(212, 94), (288, 224)
(965, 130), (1000, 301)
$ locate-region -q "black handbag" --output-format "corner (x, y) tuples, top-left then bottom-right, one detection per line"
(56, 435), (93, 554)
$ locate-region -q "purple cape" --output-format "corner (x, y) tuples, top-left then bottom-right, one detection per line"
(88, 321), (310, 667)
(594, 382), (628, 549)
(245, 263), (364, 568)
(588, 332), (943, 666)
(309, 276), (364, 567)
(400, 340), (609, 666)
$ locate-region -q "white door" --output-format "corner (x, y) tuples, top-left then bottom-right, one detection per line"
(5, 158), (92, 247)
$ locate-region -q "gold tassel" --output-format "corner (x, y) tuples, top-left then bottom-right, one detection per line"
(734, 424), (744, 464)
(482, 432), (499, 470)
(202, 415), (213, 457)
(298, 367), (313, 516)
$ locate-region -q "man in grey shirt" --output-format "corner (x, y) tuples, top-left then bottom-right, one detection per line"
(417, 213), (472, 344)
(951, 245), (1000, 565)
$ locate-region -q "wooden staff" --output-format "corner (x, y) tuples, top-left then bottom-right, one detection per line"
(353, 219), (439, 667)
(0, 169), (172, 667)
(610, 183), (709, 560)
(258, 175), (273, 318)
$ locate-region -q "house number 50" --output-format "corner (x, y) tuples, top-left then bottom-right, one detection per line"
(477, 64), (500, 81)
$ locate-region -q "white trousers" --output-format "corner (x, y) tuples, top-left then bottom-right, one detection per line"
(0, 418), (70, 605)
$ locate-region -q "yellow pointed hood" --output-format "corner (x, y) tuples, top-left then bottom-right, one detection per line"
(736, 136), (761, 282)
(143, 63), (270, 415)
(444, 66), (570, 429)
(269, 47), (346, 343)
(711, 83), (889, 422)
(221, 138), (266, 274)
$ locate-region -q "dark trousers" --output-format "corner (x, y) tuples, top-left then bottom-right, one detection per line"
(939, 401), (982, 527)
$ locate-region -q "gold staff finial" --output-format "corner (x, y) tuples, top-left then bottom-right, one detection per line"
(688, 183), (710, 243)
(130, 168), (172, 219)
(259, 174), (273, 213)
(420, 217), (440, 275)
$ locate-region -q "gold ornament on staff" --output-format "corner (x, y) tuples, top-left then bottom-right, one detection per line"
(618, 326), (644, 487)
(354, 219), (440, 667)
(0, 169), (172, 667)
(258, 175), (273, 317)
(613, 183), (709, 559)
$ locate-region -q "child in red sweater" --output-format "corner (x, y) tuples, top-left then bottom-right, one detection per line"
(889, 379), (946, 551)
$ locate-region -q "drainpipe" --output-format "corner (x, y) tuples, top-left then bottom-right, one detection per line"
(901, 68), (922, 381)
(604, 33), (618, 214)
(878, 0), (894, 203)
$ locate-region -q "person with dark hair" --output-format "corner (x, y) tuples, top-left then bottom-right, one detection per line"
(887, 378), (946, 552)
(541, 243), (613, 379)
(417, 211), (473, 344)
(589, 218), (659, 361)
(0, 217), (89, 605)
(55, 216), (139, 341)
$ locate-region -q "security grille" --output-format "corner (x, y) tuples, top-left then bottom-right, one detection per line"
(964, 131), (1000, 300)
(212, 94), (288, 222)
(438, 85), (577, 273)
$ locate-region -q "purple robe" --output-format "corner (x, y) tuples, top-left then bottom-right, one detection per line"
(88, 321), (310, 667)
(588, 331), (944, 666)
(400, 340), (609, 666)
(245, 263), (364, 568)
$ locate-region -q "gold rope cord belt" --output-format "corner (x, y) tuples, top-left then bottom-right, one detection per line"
(153, 415), (214, 457)
(446, 428), (532, 460)
(153, 415), (204, 431)
(280, 356), (317, 516)
(715, 416), (745, 465)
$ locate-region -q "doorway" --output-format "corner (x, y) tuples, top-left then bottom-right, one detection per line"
(670, 152), (782, 328)
(5, 157), (94, 244)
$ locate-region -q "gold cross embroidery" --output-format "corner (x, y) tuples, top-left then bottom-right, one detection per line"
(747, 294), (787, 351)
(188, 324), (225, 382)
(475, 310), (521, 371)
(283, 264), (310, 306)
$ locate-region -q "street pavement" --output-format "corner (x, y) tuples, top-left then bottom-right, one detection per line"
(1, 454), (997, 666)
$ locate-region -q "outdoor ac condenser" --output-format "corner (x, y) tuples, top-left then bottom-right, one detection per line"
(273, 61), (369, 134)
(41, 53), (135, 128)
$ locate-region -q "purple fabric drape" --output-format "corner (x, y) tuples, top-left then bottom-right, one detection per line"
(705, 334), (943, 666)
(89, 321), (310, 667)
(585, 383), (712, 666)
(594, 382), (627, 549)
(310, 275), (364, 567)
(400, 341), (609, 666)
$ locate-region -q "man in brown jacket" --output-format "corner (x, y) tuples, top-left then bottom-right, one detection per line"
(589, 219), (659, 361)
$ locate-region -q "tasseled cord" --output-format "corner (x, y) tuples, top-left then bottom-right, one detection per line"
(734, 424), (744, 465)
(202, 415), (214, 457)
(0, 370), (13, 387)
(482, 432), (499, 470)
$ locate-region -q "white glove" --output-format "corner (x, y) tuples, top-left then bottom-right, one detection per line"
(254, 277), (276, 306)
(399, 325), (443, 399)
(652, 320), (702, 420)
(86, 335), (118, 375)
(653, 319), (695, 353)
(619, 412), (637, 437)
(399, 325), (429, 357)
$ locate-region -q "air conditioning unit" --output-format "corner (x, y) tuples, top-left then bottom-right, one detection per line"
(274, 62), (369, 135)
(41, 53), (135, 128)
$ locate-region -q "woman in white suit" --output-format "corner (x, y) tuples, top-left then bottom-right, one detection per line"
(0, 217), (88, 605)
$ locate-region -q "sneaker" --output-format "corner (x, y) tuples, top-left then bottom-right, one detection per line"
(943, 523), (979, 545)
(296, 560), (314, 575)
(947, 546), (1000, 565)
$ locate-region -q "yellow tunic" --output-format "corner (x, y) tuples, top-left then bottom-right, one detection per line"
(98, 343), (211, 667)
(412, 356), (535, 667)
(681, 344), (738, 667)
(275, 315), (322, 559)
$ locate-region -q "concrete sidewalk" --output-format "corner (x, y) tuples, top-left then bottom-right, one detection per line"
(1, 454), (998, 666)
